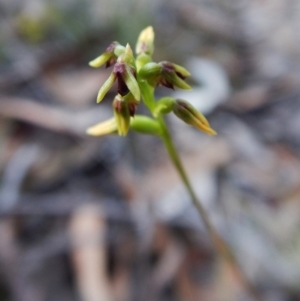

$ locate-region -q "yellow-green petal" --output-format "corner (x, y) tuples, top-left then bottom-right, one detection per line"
(86, 118), (117, 136)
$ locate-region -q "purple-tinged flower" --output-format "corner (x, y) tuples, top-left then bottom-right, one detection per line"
(139, 61), (191, 90)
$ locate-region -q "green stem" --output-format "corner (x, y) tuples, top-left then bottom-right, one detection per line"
(158, 115), (262, 301)
(139, 82), (261, 301)
(158, 115), (216, 236)
(158, 114), (233, 255)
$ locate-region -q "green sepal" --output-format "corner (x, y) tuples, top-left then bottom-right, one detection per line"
(124, 65), (140, 101)
(118, 44), (135, 67)
(97, 72), (116, 103)
(164, 73), (192, 90)
(89, 52), (111, 68)
(130, 115), (161, 135)
(173, 63), (191, 78)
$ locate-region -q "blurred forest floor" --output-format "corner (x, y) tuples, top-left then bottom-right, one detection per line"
(1, 0), (300, 301)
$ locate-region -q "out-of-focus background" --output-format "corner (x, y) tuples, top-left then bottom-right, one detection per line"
(1, 0), (300, 300)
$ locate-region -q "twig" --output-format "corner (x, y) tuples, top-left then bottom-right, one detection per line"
(0, 96), (110, 136)
(69, 205), (112, 301)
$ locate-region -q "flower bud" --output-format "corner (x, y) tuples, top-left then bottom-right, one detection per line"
(86, 118), (117, 136)
(113, 95), (131, 136)
(173, 100), (217, 135)
(136, 26), (155, 56)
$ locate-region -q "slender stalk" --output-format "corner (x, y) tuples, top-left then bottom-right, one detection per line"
(158, 115), (216, 236)
(139, 82), (261, 301)
(158, 115), (262, 301)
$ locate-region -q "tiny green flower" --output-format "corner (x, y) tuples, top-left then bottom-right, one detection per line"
(139, 61), (191, 90)
(173, 99), (217, 135)
(89, 42), (125, 68)
(96, 46), (140, 103)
